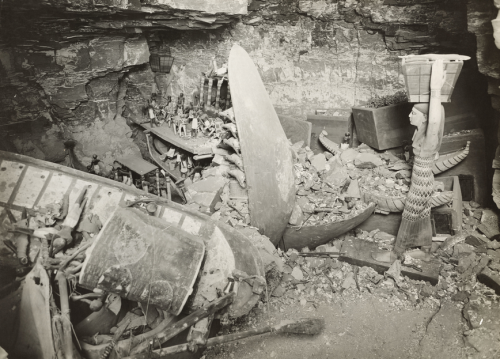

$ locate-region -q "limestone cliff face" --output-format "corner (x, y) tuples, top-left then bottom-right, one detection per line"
(0, 0), (479, 164)
(467, 0), (500, 111)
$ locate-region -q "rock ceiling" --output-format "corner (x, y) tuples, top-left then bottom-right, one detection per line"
(0, 0), (247, 47)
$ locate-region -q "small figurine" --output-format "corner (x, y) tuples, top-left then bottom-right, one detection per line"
(147, 99), (158, 127)
(341, 132), (351, 150)
(165, 96), (175, 127)
(175, 153), (182, 169)
(191, 112), (199, 138)
(180, 155), (188, 178)
(179, 116), (188, 137)
(172, 115), (181, 135)
(87, 154), (102, 175)
(177, 93), (185, 112)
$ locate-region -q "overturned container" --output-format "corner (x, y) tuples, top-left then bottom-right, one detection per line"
(79, 206), (205, 316)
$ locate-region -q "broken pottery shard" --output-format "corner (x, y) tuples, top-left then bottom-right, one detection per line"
(389, 162), (412, 171)
(340, 148), (358, 164)
(291, 266), (304, 280)
(289, 203), (304, 226)
(354, 153), (384, 169)
(374, 231), (394, 242)
(310, 153), (327, 172)
(228, 169), (246, 188)
(225, 153), (244, 171)
(342, 272), (357, 289)
(385, 259), (402, 285)
(272, 285), (286, 297)
(324, 163), (349, 187)
(346, 179), (361, 198)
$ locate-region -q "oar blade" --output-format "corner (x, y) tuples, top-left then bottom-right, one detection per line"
(277, 318), (325, 335)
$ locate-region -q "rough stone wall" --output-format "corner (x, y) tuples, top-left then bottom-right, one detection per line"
(467, 0), (500, 110)
(0, 0), (478, 165)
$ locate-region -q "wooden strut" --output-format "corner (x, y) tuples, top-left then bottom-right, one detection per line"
(56, 271), (73, 359)
(125, 292), (235, 357)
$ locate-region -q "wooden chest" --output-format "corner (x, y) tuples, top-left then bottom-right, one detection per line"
(351, 103), (414, 150)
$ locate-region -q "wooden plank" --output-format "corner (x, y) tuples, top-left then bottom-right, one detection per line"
(37, 173), (73, 208)
(228, 44), (295, 245)
(339, 237), (440, 285)
(13, 166), (50, 208)
(162, 207), (184, 225)
(89, 186), (124, 225)
(116, 155), (157, 176)
(0, 160), (26, 203)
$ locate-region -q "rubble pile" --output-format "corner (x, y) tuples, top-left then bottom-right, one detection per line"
(290, 142), (368, 227)
(205, 213), (500, 358)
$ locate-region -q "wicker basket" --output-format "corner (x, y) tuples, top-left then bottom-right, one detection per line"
(400, 54), (470, 103)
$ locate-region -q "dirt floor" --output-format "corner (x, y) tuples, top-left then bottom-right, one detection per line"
(203, 275), (500, 359)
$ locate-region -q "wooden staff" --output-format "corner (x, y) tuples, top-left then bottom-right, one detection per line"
(125, 318), (324, 358)
(56, 271), (73, 359)
(156, 169), (161, 197)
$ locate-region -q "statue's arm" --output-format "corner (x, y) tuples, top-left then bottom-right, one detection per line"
(421, 59), (446, 157)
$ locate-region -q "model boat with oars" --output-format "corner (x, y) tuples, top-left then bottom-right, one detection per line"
(0, 149), (264, 359)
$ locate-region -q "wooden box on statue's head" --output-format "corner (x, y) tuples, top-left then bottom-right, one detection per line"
(400, 54), (470, 103)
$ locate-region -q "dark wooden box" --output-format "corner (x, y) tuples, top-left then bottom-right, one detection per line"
(306, 114), (351, 154)
(351, 103), (414, 150)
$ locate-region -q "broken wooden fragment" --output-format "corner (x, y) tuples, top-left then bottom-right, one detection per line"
(477, 267), (500, 295)
(340, 237), (440, 285)
(128, 292), (235, 356)
(79, 207), (205, 316)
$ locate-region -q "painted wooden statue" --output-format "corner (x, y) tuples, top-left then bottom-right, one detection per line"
(373, 59), (446, 262)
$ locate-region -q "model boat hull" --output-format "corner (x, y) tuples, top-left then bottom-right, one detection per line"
(282, 203), (376, 250)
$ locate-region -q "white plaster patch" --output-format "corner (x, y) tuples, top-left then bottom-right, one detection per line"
(162, 207), (183, 224)
(181, 216), (202, 235)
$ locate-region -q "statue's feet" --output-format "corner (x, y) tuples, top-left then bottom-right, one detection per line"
(406, 249), (432, 262)
(371, 251), (398, 263)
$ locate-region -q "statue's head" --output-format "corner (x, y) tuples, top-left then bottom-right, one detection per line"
(409, 103), (428, 128)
